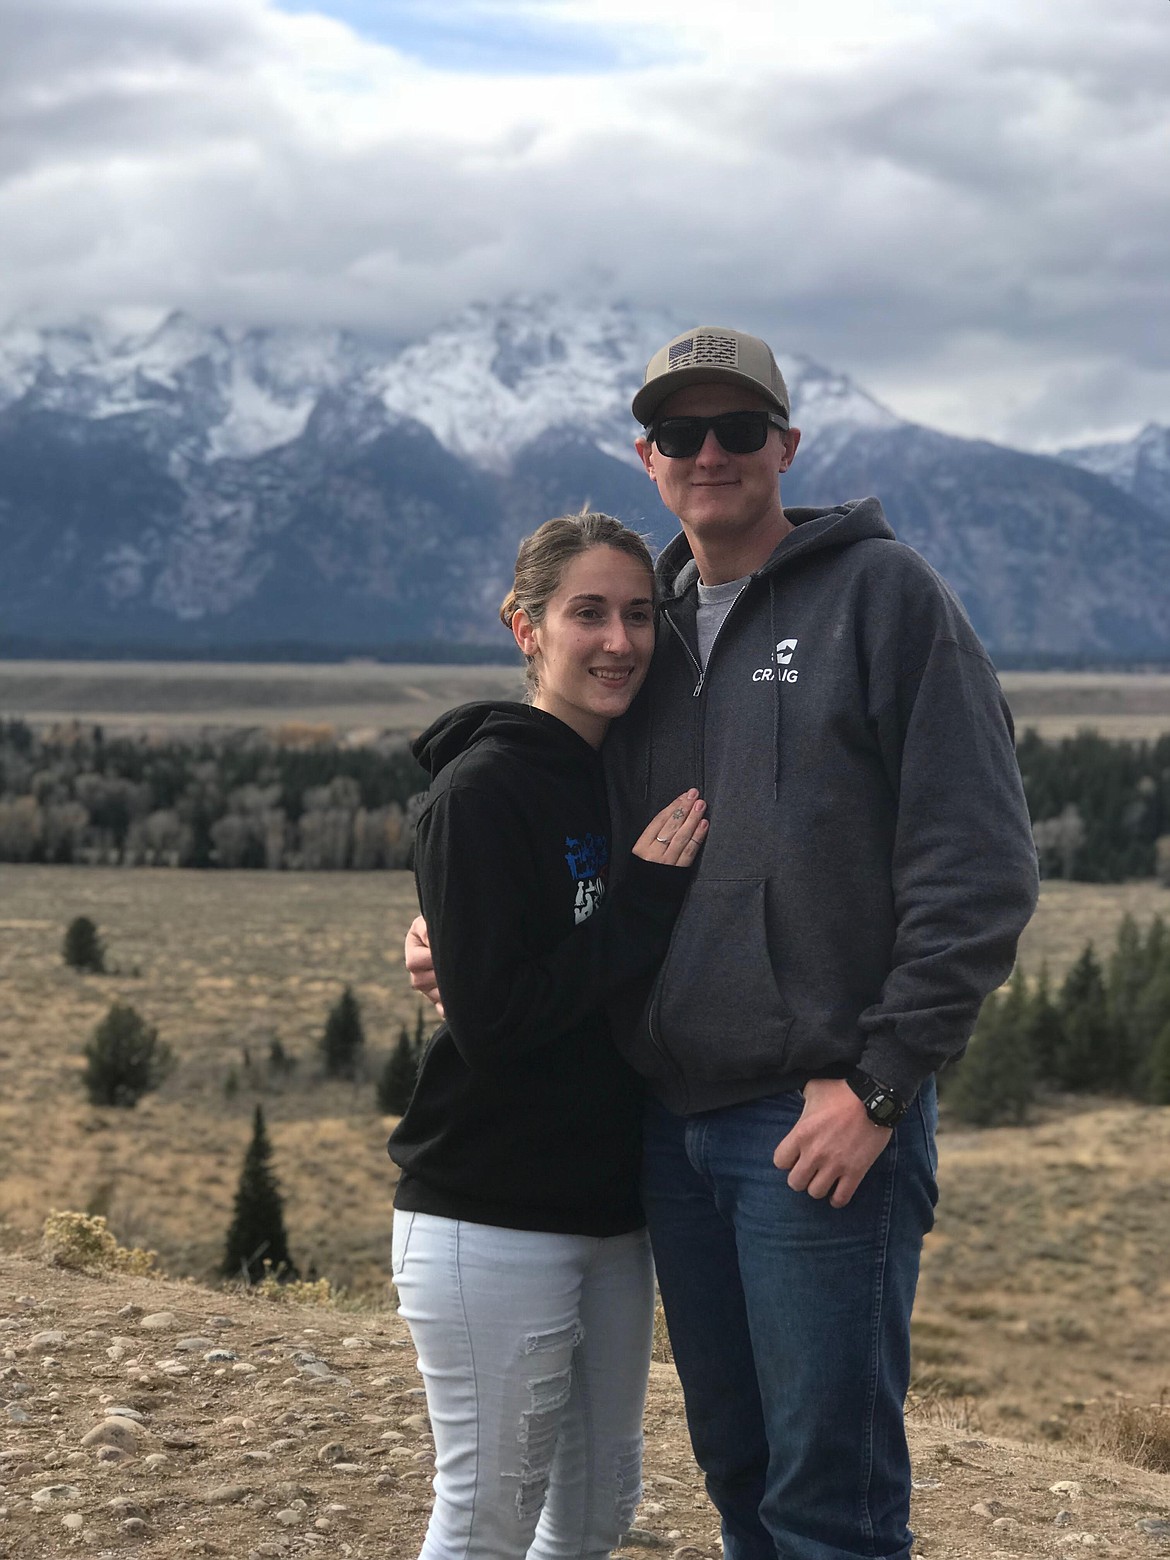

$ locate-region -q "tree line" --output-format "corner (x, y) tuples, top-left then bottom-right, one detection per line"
(1018, 728), (1170, 882)
(946, 914), (1170, 1125)
(0, 719), (426, 869)
(3, 718), (1170, 879)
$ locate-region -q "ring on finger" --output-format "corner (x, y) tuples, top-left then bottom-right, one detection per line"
(655, 834), (671, 843)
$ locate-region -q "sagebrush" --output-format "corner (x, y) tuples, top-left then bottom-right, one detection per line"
(42, 1210), (157, 1275)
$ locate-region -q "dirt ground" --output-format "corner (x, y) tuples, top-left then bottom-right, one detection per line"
(0, 1249), (1167, 1560)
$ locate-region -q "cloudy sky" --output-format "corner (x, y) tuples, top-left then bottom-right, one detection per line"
(2, 0), (1167, 449)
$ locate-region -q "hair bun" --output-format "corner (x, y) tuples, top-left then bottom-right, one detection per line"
(499, 589), (520, 629)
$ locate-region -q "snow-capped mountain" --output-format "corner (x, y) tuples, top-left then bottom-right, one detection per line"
(0, 302), (903, 477)
(0, 314), (389, 465)
(1060, 423), (1170, 528)
(0, 298), (1167, 658)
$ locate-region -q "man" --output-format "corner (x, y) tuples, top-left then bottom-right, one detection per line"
(408, 326), (1039, 1560)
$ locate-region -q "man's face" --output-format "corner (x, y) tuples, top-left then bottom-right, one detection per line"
(635, 383), (800, 549)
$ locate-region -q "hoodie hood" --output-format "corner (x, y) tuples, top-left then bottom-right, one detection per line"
(412, 700), (600, 779)
(656, 495), (896, 600)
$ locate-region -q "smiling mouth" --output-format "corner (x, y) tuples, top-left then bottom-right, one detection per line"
(590, 668), (633, 683)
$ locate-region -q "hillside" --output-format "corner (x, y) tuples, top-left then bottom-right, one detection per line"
(0, 1249), (1167, 1559)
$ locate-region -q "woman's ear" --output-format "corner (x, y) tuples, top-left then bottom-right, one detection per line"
(512, 608), (539, 660)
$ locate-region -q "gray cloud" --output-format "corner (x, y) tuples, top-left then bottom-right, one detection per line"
(0, 0), (1166, 447)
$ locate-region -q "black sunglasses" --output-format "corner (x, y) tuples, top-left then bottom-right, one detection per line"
(647, 409), (789, 459)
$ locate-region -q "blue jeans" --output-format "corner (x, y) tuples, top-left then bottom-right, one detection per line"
(642, 1083), (938, 1560)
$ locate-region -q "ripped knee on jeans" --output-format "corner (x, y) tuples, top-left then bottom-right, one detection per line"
(510, 1344), (578, 1521)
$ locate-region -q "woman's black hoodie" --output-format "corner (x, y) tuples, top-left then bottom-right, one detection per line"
(388, 701), (690, 1236)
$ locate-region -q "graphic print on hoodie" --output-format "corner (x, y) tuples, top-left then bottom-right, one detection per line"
(388, 700), (690, 1237)
(566, 831), (609, 923)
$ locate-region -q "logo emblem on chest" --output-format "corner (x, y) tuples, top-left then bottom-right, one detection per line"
(753, 637), (800, 683)
(564, 832), (609, 925)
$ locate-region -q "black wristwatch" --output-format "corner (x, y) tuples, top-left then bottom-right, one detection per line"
(846, 1069), (910, 1128)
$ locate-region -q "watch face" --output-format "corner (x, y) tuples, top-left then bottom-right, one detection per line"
(847, 1068), (908, 1126)
(867, 1090), (901, 1126)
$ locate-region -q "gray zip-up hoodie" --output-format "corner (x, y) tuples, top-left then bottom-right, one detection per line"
(604, 496), (1039, 1114)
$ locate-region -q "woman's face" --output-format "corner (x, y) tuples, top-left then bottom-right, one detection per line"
(513, 545), (655, 747)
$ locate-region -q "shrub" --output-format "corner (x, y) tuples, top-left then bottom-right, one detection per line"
(82, 1003), (172, 1107)
(252, 1266), (341, 1306)
(63, 915), (105, 973)
(377, 1009), (430, 1114)
(1078, 1396), (1170, 1474)
(320, 985), (365, 1080)
(42, 1210), (156, 1275)
(222, 1105), (297, 1284)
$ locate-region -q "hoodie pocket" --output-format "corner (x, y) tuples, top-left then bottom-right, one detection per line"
(651, 876), (794, 1082)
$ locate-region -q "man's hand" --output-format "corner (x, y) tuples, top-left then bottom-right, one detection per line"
(773, 1078), (892, 1208)
(404, 915), (444, 1018)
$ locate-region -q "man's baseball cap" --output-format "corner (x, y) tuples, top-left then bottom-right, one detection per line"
(632, 326), (790, 428)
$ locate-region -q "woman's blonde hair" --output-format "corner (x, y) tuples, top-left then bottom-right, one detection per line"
(500, 512), (655, 696)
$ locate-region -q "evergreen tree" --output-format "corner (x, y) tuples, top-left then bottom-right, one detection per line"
(268, 1037), (296, 1077)
(1105, 914), (1147, 1093)
(63, 915), (105, 973)
(1023, 963), (1065, 1086)
(222, 1105), (297, 1283)
(1149, 1019), (1170, 1106)
(320, 986), (366, 1079)
(1146, 915), (1168, 971)
(377, 1009), (428, 1114)
(1133, 966), (1170, 1099)
(82, 1003), (172, 1107)
(1054, 946), (1112, 1092)
(947, 971), (1036, 1126)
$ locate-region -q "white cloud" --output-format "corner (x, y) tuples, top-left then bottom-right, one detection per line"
(0, 0), (1167, 446)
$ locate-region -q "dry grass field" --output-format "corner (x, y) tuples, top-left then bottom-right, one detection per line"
(2, 865), (1169, 1460)
(4, 660), (1170, 740)
(1016, 879), (1170, 976)
(1001, 671), (1170, 742)
(0, 866), (424, 1296)
(0, 660), (527, 737)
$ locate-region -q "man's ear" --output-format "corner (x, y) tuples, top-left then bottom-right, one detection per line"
(635, 434), (657, 482)
(777, 428), (801, 474)
(512, 608), (539, 659)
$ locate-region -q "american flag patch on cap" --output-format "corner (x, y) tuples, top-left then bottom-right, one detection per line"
(668, 338), (694, 366)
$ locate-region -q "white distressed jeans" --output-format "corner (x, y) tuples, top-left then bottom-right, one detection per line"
(391, 1210), (655, 1560)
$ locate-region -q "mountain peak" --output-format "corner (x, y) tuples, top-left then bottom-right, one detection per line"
(1060, 422), (1170, 517)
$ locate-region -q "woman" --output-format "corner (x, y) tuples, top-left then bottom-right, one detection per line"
(388, 511), (706, 1560)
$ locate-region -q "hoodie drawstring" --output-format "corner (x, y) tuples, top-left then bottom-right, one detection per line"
(769, 578), (780, 801)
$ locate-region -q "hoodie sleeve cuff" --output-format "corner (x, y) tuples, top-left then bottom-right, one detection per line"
(856, 1034), (932, 1104)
